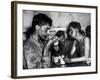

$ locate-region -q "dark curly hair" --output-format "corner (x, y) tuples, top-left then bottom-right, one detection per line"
(55, 30), (65, 38)
(67, 21), (84, 35)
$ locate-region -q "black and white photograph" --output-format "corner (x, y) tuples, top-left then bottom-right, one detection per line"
(23, 10), (91, 69)
(11, 1), (97, 78)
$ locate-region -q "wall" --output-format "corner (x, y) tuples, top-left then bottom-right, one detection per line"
(23, 10), (90, 31)
(0, 0), (100, 80)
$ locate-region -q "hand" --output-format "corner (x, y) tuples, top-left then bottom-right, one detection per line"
(86, 58), (91, 65)
(44, 36), (58, 53)
(41, 56), (50, 68)
(42, 56), (50, 62)
(64, 56), (71, 63)
(46, 36), (58, 46)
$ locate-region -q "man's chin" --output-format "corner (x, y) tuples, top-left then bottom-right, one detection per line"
(40, 36), (47, 42)
(43, 36), (49, 40)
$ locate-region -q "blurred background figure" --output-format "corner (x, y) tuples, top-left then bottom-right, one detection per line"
(62, 27), (76, 64)
(85, 25), (91, 39)
(50, 30), (65, 67)
(85, 25), (91, 62)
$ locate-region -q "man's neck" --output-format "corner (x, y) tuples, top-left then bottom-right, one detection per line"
(38, 35), (46, 45)
(32, 32), (46, 45)
(32, 32), (39, 41)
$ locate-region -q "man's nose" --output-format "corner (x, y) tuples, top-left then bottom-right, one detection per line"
(47, 30), (50, 35)
(69, 31), (72, 35)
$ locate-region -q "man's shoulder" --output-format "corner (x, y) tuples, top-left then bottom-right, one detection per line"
(23, 39), (38, 56)
(24, 37), (42, 52)
(24, 40), (32, 51)
(24, 38), (36, 49)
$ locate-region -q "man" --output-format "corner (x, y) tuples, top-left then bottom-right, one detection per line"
(23, 13), (52, 69)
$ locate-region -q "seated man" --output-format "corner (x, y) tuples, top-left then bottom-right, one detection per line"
(23, 13), (52, 69)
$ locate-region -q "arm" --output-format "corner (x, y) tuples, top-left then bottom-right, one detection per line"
(42, 37), (58, 68)
(70, 37), (90, 63)
(70, 40), (77, 56)
(41, 41), (53, 68)
(43, 36), (58, 56)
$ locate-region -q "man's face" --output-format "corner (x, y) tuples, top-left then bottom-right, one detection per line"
(38, 24), (50, 40)
(69, 27), (76, 38)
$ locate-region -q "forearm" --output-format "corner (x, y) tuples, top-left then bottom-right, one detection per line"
(70, 57), (91, 62)
(43, 45), (50, 56)
(70, 40), (77, 56)
(44, 36), (59, 56)
(43, 39), (54, 56)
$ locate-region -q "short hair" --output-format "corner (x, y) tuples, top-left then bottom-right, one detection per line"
(55, 30), (65, 38)
(32, 13), (52, 32)
(26, 13), (52, 39)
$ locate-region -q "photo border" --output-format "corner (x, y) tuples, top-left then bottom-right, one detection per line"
(11, 1), (98, 78)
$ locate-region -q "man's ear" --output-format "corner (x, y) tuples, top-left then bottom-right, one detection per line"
(75, 29), (79, 37)
(76, 29), (79, 34)
(36, 25), (40, 31)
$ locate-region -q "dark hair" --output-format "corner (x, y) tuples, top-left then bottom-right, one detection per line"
(85, 25), (91, 38)
(26, 13), (52, 39)
(55, 30), (65, 38)
(68, 21), (84, 35)
(66, 27), (72, 39)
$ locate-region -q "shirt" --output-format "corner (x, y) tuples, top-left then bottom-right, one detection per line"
(23, 35), (44, 69)
(76, 36), (86, 57)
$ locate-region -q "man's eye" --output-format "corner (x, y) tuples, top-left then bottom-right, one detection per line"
(70, 30), (73, 35)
